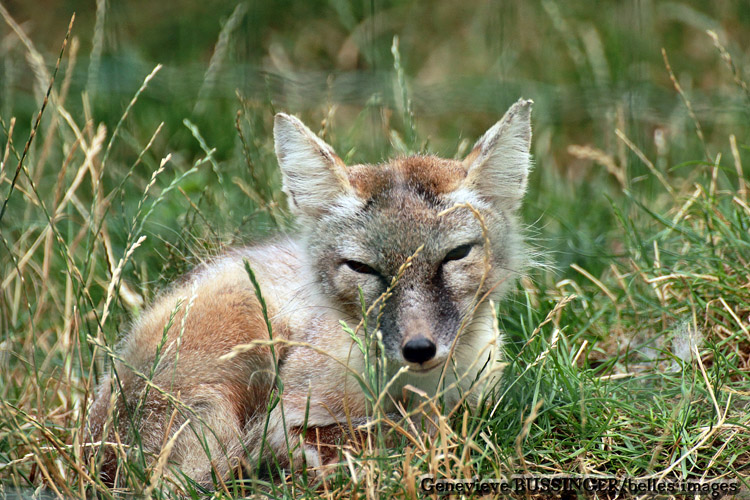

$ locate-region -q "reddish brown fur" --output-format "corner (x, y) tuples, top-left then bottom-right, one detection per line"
(348, 155), (467, 200)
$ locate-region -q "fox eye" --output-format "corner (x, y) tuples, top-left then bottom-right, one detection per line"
(344, 260), (380, 276)
(443, 244), (474, 263)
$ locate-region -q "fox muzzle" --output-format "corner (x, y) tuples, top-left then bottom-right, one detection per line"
(402, 337), (437, 364)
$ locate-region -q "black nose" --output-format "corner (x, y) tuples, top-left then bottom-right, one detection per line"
(402, 337), (437, 364)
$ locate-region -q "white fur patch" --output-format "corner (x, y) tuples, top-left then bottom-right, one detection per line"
(443, 187), (491, 212)
(327, 194), (365, 219)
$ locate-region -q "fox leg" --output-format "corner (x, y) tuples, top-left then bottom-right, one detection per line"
(85, 379), (118, 484)
(297, 420), (372, 466)
(260, 408), (398, 470)
(160, 386), (246, 486)
(258, 408), (359, 469)
(87, 379), (249, 487)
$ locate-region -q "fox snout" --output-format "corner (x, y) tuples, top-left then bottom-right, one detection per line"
(398, 306), (441, 367)
(402, 336), (437, 364)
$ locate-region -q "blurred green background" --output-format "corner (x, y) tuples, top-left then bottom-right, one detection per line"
(2, 0), (749, 282)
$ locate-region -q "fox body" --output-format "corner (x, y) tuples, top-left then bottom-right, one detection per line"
(87, 99), (533, 485)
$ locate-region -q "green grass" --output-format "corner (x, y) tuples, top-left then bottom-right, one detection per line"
(1, 0), (749, 498)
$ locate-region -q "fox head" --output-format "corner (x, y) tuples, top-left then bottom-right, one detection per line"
(274, 99), (532, 373)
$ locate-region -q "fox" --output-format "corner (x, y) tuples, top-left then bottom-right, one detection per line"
(86, 98), (534, 487)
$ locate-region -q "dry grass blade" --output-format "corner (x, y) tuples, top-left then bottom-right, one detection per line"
(515, 399), (544, 475)
(615, 128), (676, 197)
(0, 2), (53, 95)
(97, 234), (147, 340)
(194, 3), (248, 115)
(707, 30), (750, 103)
(0, 14), (74, 224)
(570, 263), (618, 309)
(99, 64), (162, 175)
(86, 0), (107, 96)
(661, 47), (711, 162)
(650, 350), (732, 481)
(729, 134), (747, 203)
(0, 117), (16, 181)
(568, 144), (626, 189)
(143, 419), (191, 498)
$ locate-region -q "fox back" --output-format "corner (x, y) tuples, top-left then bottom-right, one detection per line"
(87, 99), (533, 488)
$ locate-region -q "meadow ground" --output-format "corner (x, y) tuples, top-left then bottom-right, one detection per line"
(1, 0), (749, 497)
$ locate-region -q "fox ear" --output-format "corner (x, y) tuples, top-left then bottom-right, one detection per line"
(463, 98), (533, 211)
(274, 113), (352, 219)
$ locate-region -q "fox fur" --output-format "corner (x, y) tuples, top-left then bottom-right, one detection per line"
(87, 98), (534, 486)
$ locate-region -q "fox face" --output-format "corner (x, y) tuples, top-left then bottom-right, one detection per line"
(274, 99), (532, 373)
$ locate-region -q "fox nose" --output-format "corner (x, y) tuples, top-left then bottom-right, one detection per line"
(402, 337), (437, 364)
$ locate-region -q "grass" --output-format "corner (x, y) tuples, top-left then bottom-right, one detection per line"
(1, 0), (749, 498)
